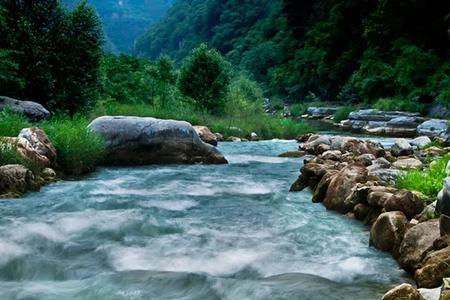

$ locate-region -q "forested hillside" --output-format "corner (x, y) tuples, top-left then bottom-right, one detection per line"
(63, 0), (172, 53)
(134, 0), (450, 108)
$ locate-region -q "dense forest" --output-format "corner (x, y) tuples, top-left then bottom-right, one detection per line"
(62, 0), (172, 53)
(134, 0), (450, 110)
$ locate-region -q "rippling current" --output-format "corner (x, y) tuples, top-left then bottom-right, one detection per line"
(0, 139), (410, 299)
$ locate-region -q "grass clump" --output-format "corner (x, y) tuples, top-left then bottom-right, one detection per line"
(333, 106), (356, 123)
(396, 154), (450, 197)
(0, 110), (31, 137)
(0, 141), (43, 175)
(41, 116), (106, 175)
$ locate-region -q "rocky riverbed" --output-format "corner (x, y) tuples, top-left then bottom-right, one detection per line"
(287, 133), (450, 299)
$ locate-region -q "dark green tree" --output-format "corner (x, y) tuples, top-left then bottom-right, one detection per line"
(0, 0), (103, 114)
(178, 44), (232, 113)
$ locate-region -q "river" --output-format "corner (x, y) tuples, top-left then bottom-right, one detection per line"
(0, 139), (410, 299)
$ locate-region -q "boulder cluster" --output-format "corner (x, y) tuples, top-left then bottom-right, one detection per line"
(0, 128), (58, 198)
(288, 134), (450, 299)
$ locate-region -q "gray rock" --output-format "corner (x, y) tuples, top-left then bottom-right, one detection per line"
(437, 178), (450, 216)
(417, 119), (449, 138)
(387, 116), (425, 128)
(391, 138), (414, 157)
(410, 136), (432, 149)
(306, 107), (338, 119)
(0, 96), (50, 122)
(369, 168), (402, 186)
(88, 116), (228, 165)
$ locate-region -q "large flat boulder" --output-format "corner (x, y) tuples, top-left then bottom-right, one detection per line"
(0, 96), (50, 122)
(417, 119), (449, 139)
(88, 116), (227, 165)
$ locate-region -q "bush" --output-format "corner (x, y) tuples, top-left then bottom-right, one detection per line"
(373, 97), (426, 114)
(0, 110), (31, 137)
(396, 154), (450, 197)
(41, 116), (105, 175)
(333, 106), (356, 123)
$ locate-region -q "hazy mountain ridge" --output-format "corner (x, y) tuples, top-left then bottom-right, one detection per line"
(63, 0), (173, 53)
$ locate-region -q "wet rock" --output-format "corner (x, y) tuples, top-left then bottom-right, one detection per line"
(415, 246), (450, 288)
(398, 219), (440, 272)
(384, 190), (426, 219)
(41, 168), (57, 182)
(393, 158), (423, 170)
(323, 165), (368, 213)
(250, 132), (259, 141)
(417, 119), (449, 139)
(382, 283), (422, 300)
(0, 164), (38, 198)
(411, 136), (432, 149)
(356, 153), (376, 166)
(391, 139), (414, 157)
(215, 133), (224, 141)
(370, 211), (408, 252)
(290, 161), (337, 192)
(367, 186), (398, 207)
(88, 116), (228, 165)
(321, 150), (342, 161)
(353, 203), (370, 221)
(0, 96), (50, 122)
(193, 126), (218, 146)
(297, 133), (313, 143)
(312, 170), (339, 203)
(278, 150), (306, 158)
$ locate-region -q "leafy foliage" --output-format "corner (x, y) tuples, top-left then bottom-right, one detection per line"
(134, 0), (450, 108)
(179, 44), (232, 113)
(0, 0), (103, 114)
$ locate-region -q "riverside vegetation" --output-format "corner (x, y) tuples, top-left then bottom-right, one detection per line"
(1, 0), (450, 299)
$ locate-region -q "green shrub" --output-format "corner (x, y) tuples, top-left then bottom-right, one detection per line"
(0, 110), (31, 137)
(373, 97), (426, 114)
(396, 154), (450, 197)
(41, 116), (106, 175)
(334, 106), (356, 123)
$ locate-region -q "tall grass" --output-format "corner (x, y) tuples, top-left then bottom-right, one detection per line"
(0, 109), (31, 137)
(92, 101), (313, 139)
(41, 116), (106, 175)
(0, 141), (43, 175)
(396, 154), (450, 197)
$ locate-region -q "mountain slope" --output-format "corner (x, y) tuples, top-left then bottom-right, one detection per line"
(63, 0), (172, 53)
(134, 0), (450, 107)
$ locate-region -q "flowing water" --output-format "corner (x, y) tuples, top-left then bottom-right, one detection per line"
(0, 139), (410, 299)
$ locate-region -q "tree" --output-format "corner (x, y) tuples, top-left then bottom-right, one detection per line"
(0, 0), (103, 114)
(178, 44), (232, 113)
